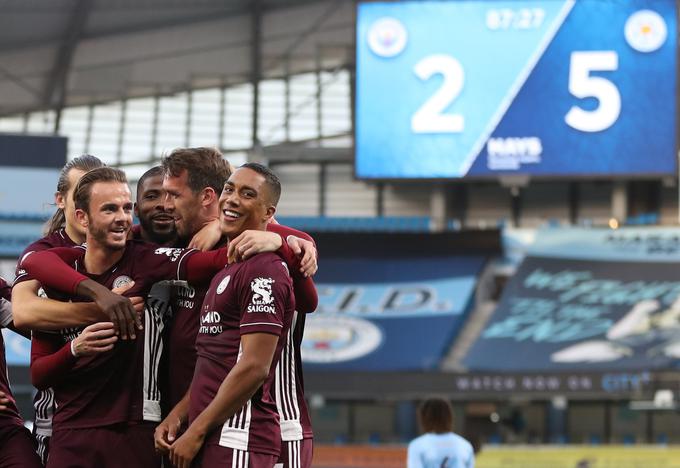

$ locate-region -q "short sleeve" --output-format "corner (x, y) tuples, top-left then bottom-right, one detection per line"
(13, 239), (55, 285)
(238, 255), (292, 337)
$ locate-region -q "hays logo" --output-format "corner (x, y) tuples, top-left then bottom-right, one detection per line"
(199, 310), (223, 335)
(486, 137), (543, 171)
(248, 277), (275, 314)
(154, 248), (183, 262)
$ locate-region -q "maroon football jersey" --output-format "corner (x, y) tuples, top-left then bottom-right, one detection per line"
(16, 241), (196, 429)
(165, 223), (298, 410)
(13, 228), (78, 438)
(0, 285), (23, 429)
(189, 252), (295, 457)
(165, 279), (210, 409)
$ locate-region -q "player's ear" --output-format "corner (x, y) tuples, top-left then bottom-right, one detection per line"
(55, 191), (66, 210)
(75, 208), (89, 228)
(133, 202), (139, 218)
(201, 187), (216, 207)
(263, 205), (276, 223)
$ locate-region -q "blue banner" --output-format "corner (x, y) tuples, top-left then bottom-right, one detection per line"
(302, 256), (486, 370)
(529, 227), (680, 262)
(466, 232), (680, 371)
(356, 0), (677, 179)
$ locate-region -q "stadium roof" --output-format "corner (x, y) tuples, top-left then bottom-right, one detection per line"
(0, 0), (354, 118)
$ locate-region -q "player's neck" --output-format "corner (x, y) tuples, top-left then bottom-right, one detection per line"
(83, 240), (125, 274)
(200, 205), (219, 227)
(64, 224), (85, 245)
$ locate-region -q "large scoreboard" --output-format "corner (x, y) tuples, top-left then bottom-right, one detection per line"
(355, 0), (677, 179)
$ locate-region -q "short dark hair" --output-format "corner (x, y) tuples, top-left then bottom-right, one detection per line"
(73, 167), (128, 214)
(240, 162), (281, 206)
(161, 147), (231, 195)
(418, 398), (454, 434)
(136, 166), (164, 201)
(45, 154), (104, 235)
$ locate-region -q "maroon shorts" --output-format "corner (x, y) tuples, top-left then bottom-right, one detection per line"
(276, 438), (313, 468)
(194, 445), (278, 468)
(0, 423), (42, 468)
(47, 423), (160, 468)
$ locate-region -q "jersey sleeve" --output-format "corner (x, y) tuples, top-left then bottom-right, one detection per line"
(14, 239), (55, 284)
(140, 244), (228, 284)
(138, 245), (199, 283)
(184, 247), (229, 283)
(237, 256), (293, 337)
(14, 247), (87, 293)
(30, 331), (77, 390)
(266, 224), (318, 313)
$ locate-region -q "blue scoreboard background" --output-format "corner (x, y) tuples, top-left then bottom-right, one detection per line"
(355, 0), (677, 179)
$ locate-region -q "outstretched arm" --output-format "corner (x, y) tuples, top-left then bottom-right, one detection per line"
(12, 280), (106, 330)
(19, 249), (141, 339)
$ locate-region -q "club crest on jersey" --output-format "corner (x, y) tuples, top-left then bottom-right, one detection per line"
(154, 247), (183, 262)
(216, 275), (231, 295)
(248, 277), (275, 313)
(112, 275), (133, 289)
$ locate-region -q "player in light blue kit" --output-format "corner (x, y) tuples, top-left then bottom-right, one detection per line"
(407, 398), (474, 468)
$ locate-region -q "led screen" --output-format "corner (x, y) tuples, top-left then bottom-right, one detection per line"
(355, 0), (677, 179)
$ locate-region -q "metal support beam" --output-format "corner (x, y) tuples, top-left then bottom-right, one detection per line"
(251, 0), (263, 148)
(83, 104), (94, 155)
(218, 80), (227, 149)
(149, 94), (160, 161)
(46, 0), (93, 133)
(611, 181), (628, 222)
(319, 163), (327, 216)
(116, 99), (127, 165)
(185, 89), (193, 147)
(315, 47), (323, 142)
(284, 57), (291, 142)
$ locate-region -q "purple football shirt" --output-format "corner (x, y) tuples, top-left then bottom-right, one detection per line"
(189, 252), (295, 457)
(16, 241), (196, 429)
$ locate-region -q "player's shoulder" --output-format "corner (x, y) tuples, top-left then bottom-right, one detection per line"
(20, 230), (69, 255)
(243, 252), (291, 278)
(266, 222), (313, 242)
(407, 433), (430, 451)
(127, 239), (182, 256)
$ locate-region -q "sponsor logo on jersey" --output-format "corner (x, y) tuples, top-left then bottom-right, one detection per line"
(199, 310), (223, 334)
(301, 315), (383, 363)
(216, 275), (231, 295)
(154, 247), (183, 262)
(248, 277), (276, 314)
(112, 275), (133, 289)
